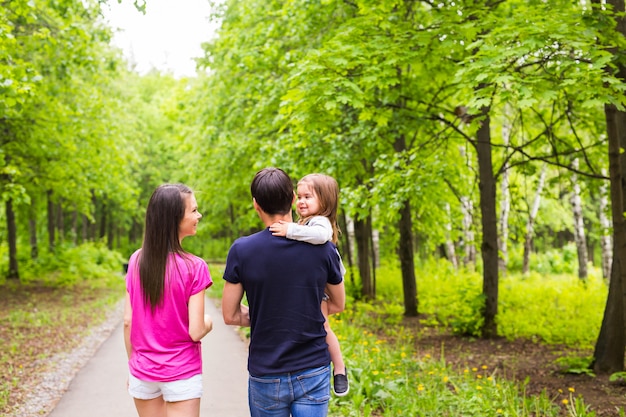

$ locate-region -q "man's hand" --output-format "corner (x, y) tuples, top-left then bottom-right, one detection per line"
(269, 220), (290, 237)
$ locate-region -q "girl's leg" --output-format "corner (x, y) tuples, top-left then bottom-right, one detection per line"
(321, 301), (345, 374)
(134, 397), (167, 417)
(321, 301), (349, 396)
(166, 398), (201, 417)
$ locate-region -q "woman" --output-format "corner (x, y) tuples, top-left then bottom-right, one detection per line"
(124, 183), (213, 417)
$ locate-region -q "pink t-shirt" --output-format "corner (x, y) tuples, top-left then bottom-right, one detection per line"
(126, 249), (212, 382)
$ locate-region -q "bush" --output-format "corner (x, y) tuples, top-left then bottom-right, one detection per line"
(19, 242), (125, 286)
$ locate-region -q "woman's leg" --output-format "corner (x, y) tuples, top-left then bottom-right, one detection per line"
(166, 398), (201, 417)
(134, 397), (167, 417)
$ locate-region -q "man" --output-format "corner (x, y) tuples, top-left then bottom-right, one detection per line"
(222, 167), (345, 417)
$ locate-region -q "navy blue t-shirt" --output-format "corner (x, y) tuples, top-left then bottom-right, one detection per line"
(223, 228), (343, 376)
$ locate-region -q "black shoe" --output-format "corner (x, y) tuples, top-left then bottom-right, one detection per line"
(333, 369), (349, 396)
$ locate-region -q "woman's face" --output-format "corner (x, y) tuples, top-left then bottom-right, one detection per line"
(296, 182), (321, 218)
(179, 193), (202, 241)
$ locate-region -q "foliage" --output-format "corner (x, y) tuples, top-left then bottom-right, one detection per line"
(352, 259), (607, 348)
(14, 242), (125, 286)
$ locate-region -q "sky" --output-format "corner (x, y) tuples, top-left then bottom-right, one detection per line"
(103, 0), (218, 77)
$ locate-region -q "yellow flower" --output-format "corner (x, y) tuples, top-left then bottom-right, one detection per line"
(372, 370), (379, 375)
(562, 399), (569, 405)
(568, 387), (575, 393)
(417, 384), (424, 391)
(424, 354), (431, 359)
(487, 377), (493, 381)
(464, 369), (469, 374)
(482, 365), (488, 370)
(401, 352), (406, 358)
(443, 376), (449, 383)
(476, 386), (482, 390)
(477, 375), (483, 379)
(558, 389), (563, 393)
(496, 409), (503, 414)
(472, 367), (478, 372)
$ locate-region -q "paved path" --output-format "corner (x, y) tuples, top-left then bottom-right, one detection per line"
(47, 299), (250, 417)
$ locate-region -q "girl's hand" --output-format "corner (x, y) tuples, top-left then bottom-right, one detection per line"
(269, 220), (289, 237)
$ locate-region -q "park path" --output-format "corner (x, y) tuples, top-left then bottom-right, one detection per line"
(47, 298), (250, 417)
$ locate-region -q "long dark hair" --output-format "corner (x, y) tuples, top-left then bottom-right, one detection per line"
(139, 184), (192, 311)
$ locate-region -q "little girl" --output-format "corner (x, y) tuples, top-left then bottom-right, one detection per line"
(269, 173), (349, 396)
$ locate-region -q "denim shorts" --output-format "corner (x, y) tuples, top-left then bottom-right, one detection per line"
(128, 373), (203, 402)
(248, 365), (330, 417)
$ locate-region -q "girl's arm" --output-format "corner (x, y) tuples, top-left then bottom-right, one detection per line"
(270, 216), (332, 244)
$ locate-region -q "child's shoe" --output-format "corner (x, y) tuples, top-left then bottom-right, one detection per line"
(333, 368), (349, 396)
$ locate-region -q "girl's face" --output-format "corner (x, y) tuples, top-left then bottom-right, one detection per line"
(179, 193), (202, 241)
(296, 182), (321, 218)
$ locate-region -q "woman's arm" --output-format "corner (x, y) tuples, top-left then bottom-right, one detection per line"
(123, 293), (133, 359)
(188, 290), (213, 342)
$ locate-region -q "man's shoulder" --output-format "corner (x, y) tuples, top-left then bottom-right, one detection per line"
(232, 229), (268, 247)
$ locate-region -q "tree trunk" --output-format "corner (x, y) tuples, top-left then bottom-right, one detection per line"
(475, 105), (499, 338)
(599, 168), (612, 281)
(593, 103), (625, 374)
(99, 202), (107, 240)
(444, 203), (458, 268)
(107, 212), (114, 249)
(398, 201), (417, 316)
(6, 199), (19, 280)
(570, 159), (589, 280)
(82, 213), (89, 242)
(339, 212), (355, 285)
(522, 164), (547, 275)
(498, 112), (512, 274)
(29, 202), (38, 259)
(461, 196), (476, 266)
(71, 207), (78, 245)
(47, 190), (55, 253)
(56, 201), (64, 242)
(354, 216), (374, 299)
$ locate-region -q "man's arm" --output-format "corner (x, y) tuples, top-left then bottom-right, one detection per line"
(324, 281), (345, 315)
(221, 281), (251, 327)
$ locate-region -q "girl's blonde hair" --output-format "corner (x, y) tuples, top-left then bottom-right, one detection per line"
(297, 173), (340, 244)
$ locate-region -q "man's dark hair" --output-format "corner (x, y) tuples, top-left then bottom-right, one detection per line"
(251, 167), (294, 215)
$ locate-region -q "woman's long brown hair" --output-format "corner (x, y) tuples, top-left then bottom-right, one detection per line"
(138, 184), (192, 312)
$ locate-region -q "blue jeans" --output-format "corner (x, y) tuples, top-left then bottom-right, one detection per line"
(248, 365), (331, 417)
